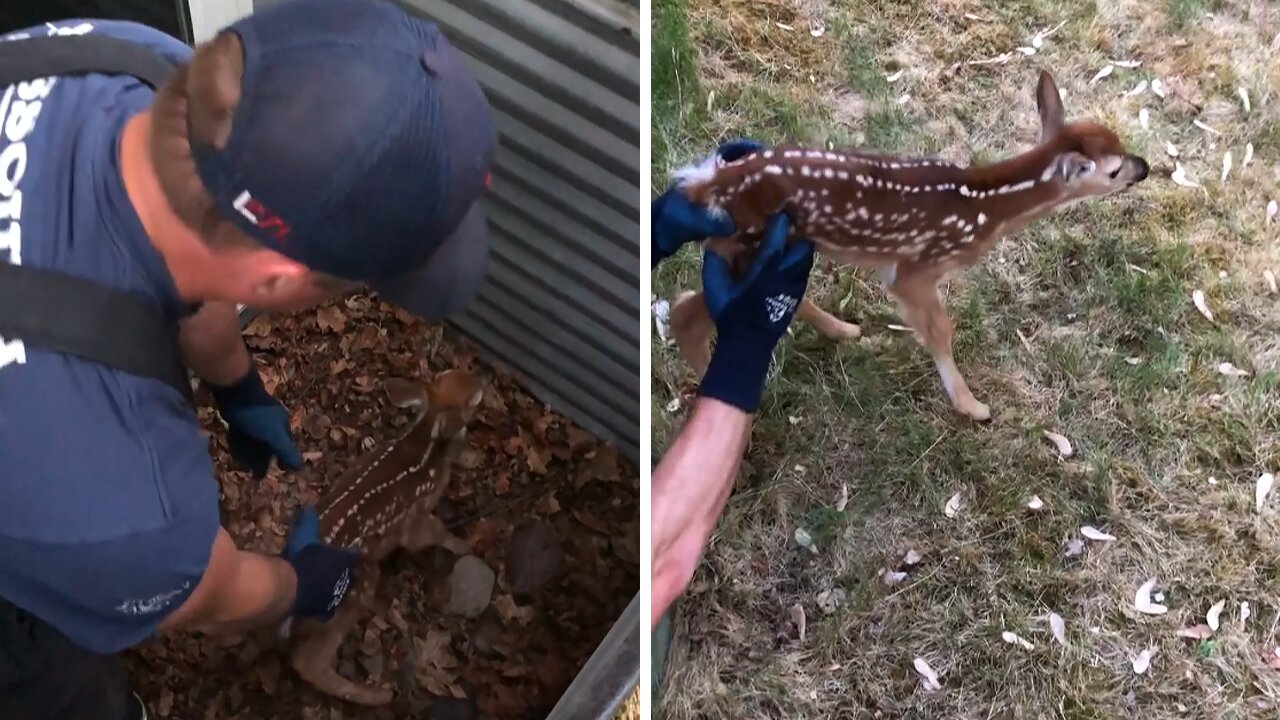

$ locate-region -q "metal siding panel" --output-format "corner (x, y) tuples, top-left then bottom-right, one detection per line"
(394, 0), (639, 467)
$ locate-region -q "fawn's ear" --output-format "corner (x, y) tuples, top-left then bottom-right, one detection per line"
(1057, 152), (1096, 184)
(383, 377), (428, 409)
(1036, 70), (1065, 143)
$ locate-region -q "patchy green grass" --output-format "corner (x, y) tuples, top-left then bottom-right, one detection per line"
(652, 0), (1280, 717)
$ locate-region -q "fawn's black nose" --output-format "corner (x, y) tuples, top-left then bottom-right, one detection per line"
(1132, 156), (1150, 182)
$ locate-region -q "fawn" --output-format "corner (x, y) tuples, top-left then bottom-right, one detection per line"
(285, 367), (489, 706)
(668, 70), (1150, 421)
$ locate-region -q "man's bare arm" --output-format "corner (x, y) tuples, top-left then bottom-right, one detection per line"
(650, 397), (752, 629)
(158, 527), (297, 635)
(178, 301), (251, 385)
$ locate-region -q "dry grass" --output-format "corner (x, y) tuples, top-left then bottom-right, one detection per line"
(652, 0), (1280, 717)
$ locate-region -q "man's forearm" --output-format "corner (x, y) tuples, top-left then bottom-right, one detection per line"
(650, 397), (752, 628)
(160, 528), (297, 636)
(178, 301), (252, 385)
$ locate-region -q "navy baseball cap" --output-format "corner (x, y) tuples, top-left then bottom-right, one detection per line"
(189, 0), (497, 319)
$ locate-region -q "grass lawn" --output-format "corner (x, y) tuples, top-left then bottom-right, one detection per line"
(651, 0), (1280, 717)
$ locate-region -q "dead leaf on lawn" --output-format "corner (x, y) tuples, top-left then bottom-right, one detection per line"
(790, 603), (807, 642)
(1001, 631), (1035, 651)
(1258, 473), (1275, 512)
(1178, 624), (1213, 640)
(1132, 648), (1154, 674)
(1043, 431), (1073, 457)
(315, 305), (347, 333)
(913, 657), (942, 690)
(1081, 526), (1116, 541)
(1049, 613), (1067, 647)
(1135, 578), (1169, 615)
(1207, 599), (1226, 631)
(944, 492), (962, 518)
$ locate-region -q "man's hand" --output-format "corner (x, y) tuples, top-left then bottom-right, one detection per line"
(651, 139), (764, 268)
(697, 212), (815, 413)
(208, 367), (303, 478)
(282, 506), (359, 621)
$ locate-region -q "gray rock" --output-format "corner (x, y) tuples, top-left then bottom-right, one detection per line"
(445, 555), (494, 618)
(505, 521), (565, 595)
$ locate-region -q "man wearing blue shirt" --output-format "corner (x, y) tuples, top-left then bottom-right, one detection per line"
(0, 0), (496, 717)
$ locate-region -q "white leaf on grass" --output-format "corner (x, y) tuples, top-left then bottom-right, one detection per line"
(1208, 476), (1219, 485)
(964, 12), (987, 22)
(1194, 119), (1221, 134)
(1111, 59), (1142, 68)
(1043, 430), (1074, 458)
(816, 588), (845, 614)
(1001, 631), (1035, 651)
(1177, 624), (1214, 639)
(774, 22), (794, 31)
(1192, 289), (1213, 320)
(1165, 141), (1179, 157)
(1081, 526), (1116, 541)
(707, 90), (715, 113)
(1264, 270), (1277, 294)
(1238, 87), (1251, 114)
(1256, 473), (1274, 513)
(1139, 108), (1150, 129)
(789, 415), (802, 425)
(913, 657), (942, 690)
(651, 298), (671, 341)
(1030, 20), (1067, 47)
(809, 22), (825, 38)
(795, 527), (817, 553)
(1027, 495), (1045, 510)
(897, 93), (912, 105)
(904, 549), (923, 566)
(1267, 200), (1277, 224)
(1125, 80), (1149, 97)
(1154, 591), (1165, 603)
(1135, 578), (1169, 615)
(1014, 46), (1036, 56)
(888, 323), (912, 332)
(1221, 152), (1232, 183)
(1207, 599), (1226, 631)
(1243, 143), (1253, 168)
(1132, 648), (1154, 674)
(1218, 362), (1249, 377)
(666, 397), (682, 413)
(1241, 601), (1251, 623)
(1064, 538), (1085, 557)
(1172, 163), (1200, 188)
(1050, 613), (1068, 647)
(944, 492), (963, 518)
(790, 603), (807, 642)
(886, 69), (905, 82)
(835, 483), (849, 512)
(883, 569), (908, 586)
(1089, 65), (1114, 85)
(1150, 78), (1166, 98)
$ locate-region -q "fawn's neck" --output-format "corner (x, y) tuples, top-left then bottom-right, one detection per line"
(954, 143), (1065, 232)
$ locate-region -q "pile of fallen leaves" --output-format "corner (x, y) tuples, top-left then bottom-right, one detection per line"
(123, 294), (639, 720)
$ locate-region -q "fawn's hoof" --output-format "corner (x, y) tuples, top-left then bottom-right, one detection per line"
(957, 398), (991, 422)
(343, 684), (394, 707)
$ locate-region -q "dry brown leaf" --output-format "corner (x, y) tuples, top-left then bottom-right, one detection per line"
(316, 305), (347, 333)
(790, 603), (807, 642)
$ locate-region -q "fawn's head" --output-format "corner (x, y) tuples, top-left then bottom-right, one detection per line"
(382, 367), (490, 440)
(1034, 70), (1149, 202)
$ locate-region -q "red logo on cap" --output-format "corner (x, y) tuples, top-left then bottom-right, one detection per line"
(233, 190), (291, 243)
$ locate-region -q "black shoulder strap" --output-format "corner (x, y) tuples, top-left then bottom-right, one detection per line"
(0, 32), (177, 89)
(0, 32), (193, 404)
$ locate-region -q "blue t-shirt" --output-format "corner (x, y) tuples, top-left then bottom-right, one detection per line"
(0, 20), (220, 654)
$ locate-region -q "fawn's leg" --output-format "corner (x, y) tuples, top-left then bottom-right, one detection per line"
(888, 268), (990, 421)
(796, 297), (861, 340)
(401, 512), (470, 556)
(290, 560), (394, 706)
(670, 290), (714, 379)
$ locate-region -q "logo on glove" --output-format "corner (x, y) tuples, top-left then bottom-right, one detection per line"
(327, 568), (352, 613)
(765, 294), (799, 324)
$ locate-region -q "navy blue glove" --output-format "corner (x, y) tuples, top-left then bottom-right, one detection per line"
(651, 139), (765, 268)
(283, 505), (360, 620)
(208, 367), (303, 478)
(698, 212), (815, 413)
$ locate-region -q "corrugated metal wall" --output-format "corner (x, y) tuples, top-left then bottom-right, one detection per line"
(392, 0), (641, 464)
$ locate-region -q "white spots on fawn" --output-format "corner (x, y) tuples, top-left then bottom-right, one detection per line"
(960, 233), (975, 244)
(977, 212), (988, 225)
(942, 215), (958, 226)
(837, 170), (849, 180)
(857, 207), (869, 220)
(801, 166), (813, 177)
(823, 168), (836, 179)
(824, 205), (833, 213)
(765, 165), (784, 175)
(784, 150), (802, 158)
(763, 150), (774, 159)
